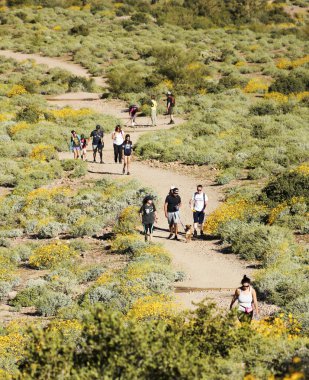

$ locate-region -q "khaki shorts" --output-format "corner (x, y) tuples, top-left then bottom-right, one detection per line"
(167, 211), (180, 225)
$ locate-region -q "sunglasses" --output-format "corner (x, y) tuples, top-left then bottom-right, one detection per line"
(242, 285), (250, 288)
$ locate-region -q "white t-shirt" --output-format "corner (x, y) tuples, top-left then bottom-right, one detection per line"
(192, 192), (208, 212)
(113, 131), (124, 145)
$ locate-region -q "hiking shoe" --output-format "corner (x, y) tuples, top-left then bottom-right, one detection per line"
(168, 234), (173, 239)
(100, 160), (104, 164)
(93, 160), (96, 163)
(127, 172), (130, 175)
(200, 230), (204, 237)
(193, 230), (198, 238)
(169, 120), (175, 124)
(174, 235), (180, 241)
(122, 168), (125, 174)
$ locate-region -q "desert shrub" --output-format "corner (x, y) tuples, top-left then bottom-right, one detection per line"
(70, 217), (103, 237)
(37, 222), (66, 238)
(113, 205), (140, 234)
(262, 170), (309, 205)
(107, 64), (149, 94)
(29, 243), (78, 269)
(219, 221), (295, 266)
(269, 72), (309, 94)
(79, 267), (105, 283)
(36, 290), (72, 317)
(204, 198), (267, 236)
(10, 282), (47, 309)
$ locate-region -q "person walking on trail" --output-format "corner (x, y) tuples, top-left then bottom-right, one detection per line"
(112, 125), (125, 163)
(230, 275), (259, 323)
(80, 134), (88, 161)
(140, 196), (158, 242)
(189, 184), (208, 238)
(164, 187), (182, 241)
(70, 130), (81, 160)
(150, 95), (157, 127)
(90, 125), (104, 163)
(166, 91), (175, 125)
(122, 134), (133, 175)
(129, 104), (138, 127)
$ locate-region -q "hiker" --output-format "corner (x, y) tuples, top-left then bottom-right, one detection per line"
(150, 95), (157, 127)
(230, 275), (259, 323)
(164, 187), (181, 241)
(189, 184), (208, 238)
(129, 104), (138, 127)
(122, 134), (133, 175)
(112, 125), (125, 163)
(90, 125), (104, 163)
(80, 134), (88, 161)
(166, 91), (175, 125)
(70, 130), (81, 160)
(139, 195), (158, 242)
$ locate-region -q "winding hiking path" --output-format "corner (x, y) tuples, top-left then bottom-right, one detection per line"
(0, 50), (256, 310)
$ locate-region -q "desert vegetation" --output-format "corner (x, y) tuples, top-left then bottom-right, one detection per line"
(0, 0), (308, 378)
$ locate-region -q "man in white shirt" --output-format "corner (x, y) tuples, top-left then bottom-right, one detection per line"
(189, 184), (208, 238)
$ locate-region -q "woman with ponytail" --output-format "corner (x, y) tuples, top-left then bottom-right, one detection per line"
(230, 275), (259, 322)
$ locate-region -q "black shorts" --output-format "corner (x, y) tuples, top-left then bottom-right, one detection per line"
(143, 223), (154, 234)
(193, 211), (205, 225)
(93, 143), (103, 152)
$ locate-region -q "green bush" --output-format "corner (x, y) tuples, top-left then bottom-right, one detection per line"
(262, 171), (309, 205)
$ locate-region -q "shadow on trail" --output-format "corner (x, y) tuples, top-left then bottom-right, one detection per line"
(87, 170), (123, 176)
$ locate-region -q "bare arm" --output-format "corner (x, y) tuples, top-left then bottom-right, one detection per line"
(252, 288), (259, 315)
(164, 202), (168, 218)
(230, 289), (239, 310)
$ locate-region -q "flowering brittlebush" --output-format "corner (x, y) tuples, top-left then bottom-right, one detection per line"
(268, 197), (306, 225)
(204, 199), (267, 235)
(29, 242), (78, 269)
(293, 162), (309, 176)
(6, 84), (27, 97)
(127, 295), (177, 320)
(244, 78), (269, 93)
(30, 144), (58, 161)
(8, 121), (31, 136)
(51, 107), (93, 119)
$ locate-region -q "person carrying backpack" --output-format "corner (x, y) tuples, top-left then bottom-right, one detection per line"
(122, 134), (133, 175)
(70, 130), (81, 160)
(150, 95), (157, 127)
(189, 185), (208, 238)
(90, 125), (104, 163)
(139, 195), (158, 242)
(129, 104), (138, 127)
(166, 91), (175, 125)
(80, 134), (88, 161)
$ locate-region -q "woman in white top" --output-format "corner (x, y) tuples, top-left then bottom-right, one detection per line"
(112, 125), (125, 163)
(230, 275), (259, 323)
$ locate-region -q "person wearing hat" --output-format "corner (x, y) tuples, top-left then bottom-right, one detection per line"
(164, 187), (182, 241)
(90, 124), (104, 163)
(139, 196), (158, 242)
(166, 91), (175, 125)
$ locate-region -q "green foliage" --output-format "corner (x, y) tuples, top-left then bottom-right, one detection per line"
(262, 171), (309, 205)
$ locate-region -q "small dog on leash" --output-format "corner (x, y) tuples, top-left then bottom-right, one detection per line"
(185, 225), (193, 243)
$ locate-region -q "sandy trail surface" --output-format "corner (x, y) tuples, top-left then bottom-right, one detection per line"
(0, 50), (260, 311)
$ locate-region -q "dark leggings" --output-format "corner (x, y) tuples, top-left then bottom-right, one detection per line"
(114, 144), (123, 163)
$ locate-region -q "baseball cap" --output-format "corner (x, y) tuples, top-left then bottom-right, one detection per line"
(170, 185), (176, 190)
(167, 91), (171, 95)
(96, 125), (101, 130)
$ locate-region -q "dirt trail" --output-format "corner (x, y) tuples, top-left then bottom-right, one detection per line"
(0, 50), (255, 310)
